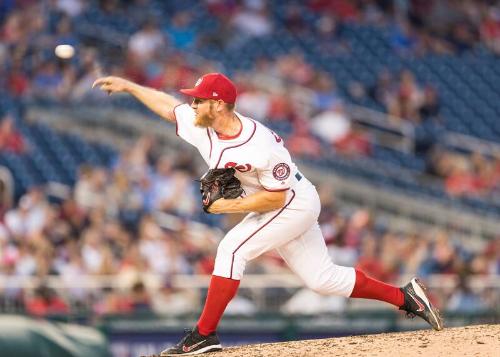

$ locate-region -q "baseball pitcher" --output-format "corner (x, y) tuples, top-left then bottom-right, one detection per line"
(93, 72), (443, 356)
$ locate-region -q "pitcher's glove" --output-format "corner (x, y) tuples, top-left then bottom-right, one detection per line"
(200, 168), (244, 213)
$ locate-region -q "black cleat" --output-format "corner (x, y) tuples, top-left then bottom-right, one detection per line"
(400, 278), (444, 331)
(160, 327), (222, 356)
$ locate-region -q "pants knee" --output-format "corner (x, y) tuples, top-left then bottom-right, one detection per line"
(306, 277), (332, 295)
(214, 240), (247, 280)
(305, 266), (356, 297)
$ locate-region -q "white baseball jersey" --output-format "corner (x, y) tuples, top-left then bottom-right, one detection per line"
(174, 103), (298, 197)
(173, 104), (355, 297)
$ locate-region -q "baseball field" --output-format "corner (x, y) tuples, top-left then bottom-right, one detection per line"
(207, 324), (499, 357)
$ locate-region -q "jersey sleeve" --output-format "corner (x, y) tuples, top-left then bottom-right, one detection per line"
(257, 143), (294, 192)
(173, 103), (206, 147)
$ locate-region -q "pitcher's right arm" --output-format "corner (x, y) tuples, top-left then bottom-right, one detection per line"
(93, 76), (182, 123)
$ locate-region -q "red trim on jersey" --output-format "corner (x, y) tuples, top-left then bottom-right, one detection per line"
(207, 128), (212, 159)
(229, 190), (296, 279)
(173, 103), (184, 137)
(215, 120), (257, 168)
(216, 117), (243, 140)
(263, 187), (290, 192)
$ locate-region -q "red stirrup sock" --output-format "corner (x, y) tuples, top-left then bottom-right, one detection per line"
(197, 275), (240, 336)
(349, 269), (405, 307)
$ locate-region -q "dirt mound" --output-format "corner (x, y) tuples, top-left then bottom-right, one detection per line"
(212, 324), (499, 357)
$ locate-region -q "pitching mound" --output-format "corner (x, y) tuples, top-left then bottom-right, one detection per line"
(211, 324), (499, 357)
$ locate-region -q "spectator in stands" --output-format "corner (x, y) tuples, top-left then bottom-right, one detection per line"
(166, 11), (197, 50)
(236, 81), (271, 122)
(308, 0), (360, 21)
(54, 15), (78, 48)
(493, 154), (500, 196)
(310, 103), (351, 147)
(149, 54), (197, 91)
(40, 204), (70, 247)
(444, 159), (478, 197)
(3, 189), (47, 242)
(446, 274), (488, 313)
(81, 227), (106, 274)
(74, 166), (108, 212)
(418, 85), (441, 122)
(152, 280), (198, 316)
(275, 53), (315, 87)
(31, 61), (65, 100)
(54, 0), (85, 18)
(484, 238), (500, 275)
(334, 126), (372, 157)
(93, 287), (133, 315)
(147, 155), (174, 210)
(1, 10), (24, 45)
(390, 19), (419, 55)
(356, 234), (397, 283)
(122, 135), (157, 177)
(0, 174), (13, 220)
(471, 152), (497, 197)
(129, 280), (151, 312)
(369, 69), (398, 112)
(0, 115), (27, 153)
(25, 284), (69, 316)
(312, 74), (342, 112)
(59, 197), (86, 237)
(12, 243), (37, 277)
(313, 14), (350, 56)
(58, 242), (89, 302)
(286, 119), (322, 159)
(69, 47), (104, 100)
(343, 209), (372, 249)
(480, 6), (500, 55)
(394, 70), (423, 122)
(419, 232), (458, 276)
(265, 92), (297, 124)
(283, 4), (307, 34)
(138, 215), (187, 276)
(116, 243), (149, 288)
(0, 1), (15, 24)
(449, 21), (477, 54)
(7, 63), (30, 97)
(398, 233), (430, 276)
(155, 169), (197, 218)
(109, 171), (147, 229)
(98, 245), (118, 275)
(128, 21), (166, 64)
(204, 0), (236, 18)
(230, 0), (273, 40)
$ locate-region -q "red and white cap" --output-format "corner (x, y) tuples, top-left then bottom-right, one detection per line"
(180, 73), (237, 104)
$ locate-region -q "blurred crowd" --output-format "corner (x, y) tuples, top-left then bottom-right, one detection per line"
(317, 188), (499, 313)
(1, 0), (499, 199)
(427, 147), (500, 198)
(0, 135), (216, 316)
(0, 134), (497, 317)
(348, 68), (442, 124)
(2, 0), (500, 100)
(0, 0), (498, 317)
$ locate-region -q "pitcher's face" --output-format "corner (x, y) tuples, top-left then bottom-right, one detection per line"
(191, 98), (216, 128)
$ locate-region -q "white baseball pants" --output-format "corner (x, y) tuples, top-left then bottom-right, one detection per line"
(212, 178), (356, 297)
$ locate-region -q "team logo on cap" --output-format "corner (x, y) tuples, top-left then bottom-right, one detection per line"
(273, 163), (290, 180)
(195, 78), (203, 86)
